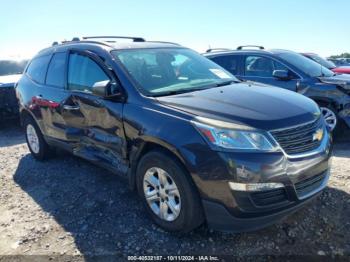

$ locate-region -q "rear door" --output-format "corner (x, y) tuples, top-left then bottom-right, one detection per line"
(61, 49), (128, 174)
(27, 52), (70, 141)
(240, 55), (299, 91)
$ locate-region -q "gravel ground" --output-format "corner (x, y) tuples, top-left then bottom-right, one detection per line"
(0, 120), (349, 260)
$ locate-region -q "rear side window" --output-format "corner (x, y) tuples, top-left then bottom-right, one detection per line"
(67, 53), (109, 93)
(210, 55), (240, 75)
(26, 55), (51, 84)
(46, 52), (66, 88)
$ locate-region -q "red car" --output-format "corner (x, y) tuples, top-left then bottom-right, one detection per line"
(302, 53), (350, 75)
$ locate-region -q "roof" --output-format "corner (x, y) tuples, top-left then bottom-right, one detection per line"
(37, 36), (183, 57)
(203, 47), (295, 57)
(301, 52), (317, 56)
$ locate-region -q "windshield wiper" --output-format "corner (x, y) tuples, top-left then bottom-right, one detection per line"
(151, 88), (205, 97)
(151, 79), (240, 97)
(215, 79), (240, 87)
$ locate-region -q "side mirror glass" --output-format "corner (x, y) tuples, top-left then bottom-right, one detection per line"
(272, 70), (290, 80)
(92, 80), (110, 97)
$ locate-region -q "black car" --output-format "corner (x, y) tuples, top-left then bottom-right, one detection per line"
(302, 53), (350, 75)
(16, 37), (332, 233)
(301, 53), (337, 70)
(0, 60), (28, 120)
(204, 46), (350, 136)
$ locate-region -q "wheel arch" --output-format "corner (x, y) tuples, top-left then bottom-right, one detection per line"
(127, 137), (191, 191)
(20, 108), (37, 126)
(311, 96), (340, 111)
(19, 108), (47, 138)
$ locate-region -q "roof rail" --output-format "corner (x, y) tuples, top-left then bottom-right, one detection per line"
(82, 36), (145, 42)
(206, 48), (232, 53)
(147, 41), (180, 46)
(237, 45), (264, 50)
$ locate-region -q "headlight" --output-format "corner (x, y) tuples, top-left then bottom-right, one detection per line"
(191, 117), (277, 151)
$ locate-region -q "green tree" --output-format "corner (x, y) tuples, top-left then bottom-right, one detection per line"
(329, 53), (350, 59)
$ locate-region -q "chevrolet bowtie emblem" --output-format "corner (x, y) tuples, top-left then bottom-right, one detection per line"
(313, 128), (324, 142)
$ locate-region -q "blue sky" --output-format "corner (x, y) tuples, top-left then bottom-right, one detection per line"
(1, 0), (349, 59)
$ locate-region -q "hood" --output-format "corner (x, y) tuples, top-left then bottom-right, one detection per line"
(156, 83), (320, 131)
(318, 73), (350, 90)
(332, 66), (350, 74)
(0, 74), (22, 87)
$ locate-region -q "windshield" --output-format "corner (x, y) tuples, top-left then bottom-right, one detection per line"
(0, 60), (28, 76)
(112, 48), (238, 96)
(277, 52), (334, 78)
(307, 54), (336, 69)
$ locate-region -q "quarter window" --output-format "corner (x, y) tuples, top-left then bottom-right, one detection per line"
(67, 53), (109, 93)
(26, 55), (51, 84)
(46, 52), (66, 88)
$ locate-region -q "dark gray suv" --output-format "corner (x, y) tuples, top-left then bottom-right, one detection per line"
(16, 37), (332, 232)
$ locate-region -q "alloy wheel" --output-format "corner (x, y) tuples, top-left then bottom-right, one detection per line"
(143, 167), (181, 221)
(26, 124), (40, 154)
(320, 107), (337, 131)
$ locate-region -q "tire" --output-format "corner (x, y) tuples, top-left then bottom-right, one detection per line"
(24, 116), (53, 161)
(318, 103), (343, 138)
(136, 149), (204, 233)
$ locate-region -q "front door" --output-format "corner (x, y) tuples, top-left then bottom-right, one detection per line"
(240, 55), (299, 92)
(61, 50), (128, 174)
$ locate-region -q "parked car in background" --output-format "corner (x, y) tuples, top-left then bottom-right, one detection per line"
(339, 58), (350, 65)
(0, 59), (28, 121)
(16, 36), (332, 233)
(302, 53), (350, 75)
(328, 58), (350, 67)
(204, 46), (350, 136)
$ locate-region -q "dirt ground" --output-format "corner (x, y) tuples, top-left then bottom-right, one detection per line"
(0, 120), (349, 261)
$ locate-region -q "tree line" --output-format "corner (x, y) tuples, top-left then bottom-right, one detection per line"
(329, 53), (350, 59)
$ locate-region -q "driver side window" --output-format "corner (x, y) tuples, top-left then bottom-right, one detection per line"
(68, 53), (110, 93)
(245, 56), (295, 78)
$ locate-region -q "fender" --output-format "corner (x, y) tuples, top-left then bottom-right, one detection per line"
(127, 135), (188, 190)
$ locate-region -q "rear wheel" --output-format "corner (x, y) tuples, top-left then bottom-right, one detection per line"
(24, 117), (53, 160)
(136, 150), (204, 233)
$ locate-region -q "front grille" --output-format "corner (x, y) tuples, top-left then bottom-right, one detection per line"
(270, 118), (323, 155)
(295, 171), (327, 198)
(250, 188), (288, 206)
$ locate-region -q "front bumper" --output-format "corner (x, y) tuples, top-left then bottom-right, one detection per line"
(203, 169), (329, 232)
(190, 131), (332, 232)
(203, 189), (322, 232)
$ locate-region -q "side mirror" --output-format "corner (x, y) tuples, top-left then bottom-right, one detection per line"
(272, 70), (290, 80)
(92, 80), (109, 97)
(296, 80), (308, 92)
(92, 80), (125, 101)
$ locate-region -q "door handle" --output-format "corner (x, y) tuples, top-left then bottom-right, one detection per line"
(63, 105), (80, 110)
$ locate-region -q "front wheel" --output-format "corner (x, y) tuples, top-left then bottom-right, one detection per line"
(136, 150), (204, 233)
(320, 106), (337, 132)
